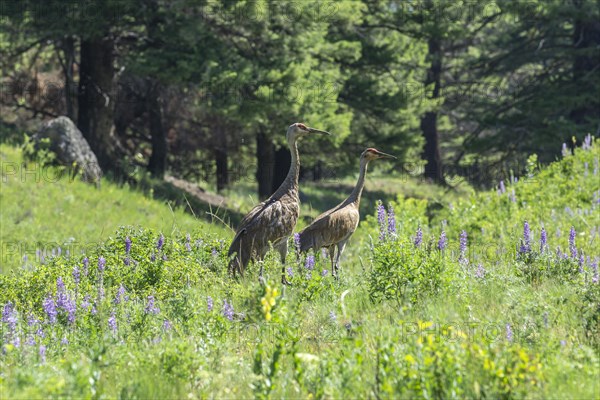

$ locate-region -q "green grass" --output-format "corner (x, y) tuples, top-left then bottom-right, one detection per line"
(1, 140), (599, 399)
(0, 144), (227, 273)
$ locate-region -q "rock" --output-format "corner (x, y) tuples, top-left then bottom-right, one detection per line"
(33, 116), (102, 185)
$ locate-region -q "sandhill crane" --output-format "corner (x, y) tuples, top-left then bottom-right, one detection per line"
(228, 123), (331, 283)
(298, 148), (396, 278)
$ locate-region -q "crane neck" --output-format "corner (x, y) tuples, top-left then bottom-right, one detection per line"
(348, 157), (369, 206)
(272, 134), (300, 198)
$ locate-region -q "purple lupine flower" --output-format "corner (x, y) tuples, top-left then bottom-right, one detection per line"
(519, 221), (531, 254)
(437, 231), (447, 250)
(82, 257), (89, 275)
(414, 227), (423, 247)
(387, 204), (396, 236)
(150, 253), (156, 262)
(222, 300), (234, 321)
(498, 180), (506, 195)
(506, 323), (513, 342)
(594, 158), (599, 175)
(114, 284), (127, 305)
(377, 201), (387, 241)
(286, 267), (294, 278)
(561, 143), (570, 157)
(583, 133), (592, 150)
(459, 230), (468, 263)
(560, 339), (566, 346)
(162, 254), (168, 261)
(207, 296), (214, 312)
(72, 266), (80, 285)
(329, 311), (337, 323)
(56, 277), (67, 309)
(39, 345), (46, 363)
(584, 162), (589, 177)
(145, 295), (160, 315)
(25, 335), (36, 346)
(305, 254), (315, 271)
(43, 295), (57, 324)
(163, 319), (172, 331)
(322, 269), (328, 277)
(157, 234), (164, 251)
(81, 295), (91, 312)
(125, 236), (132, 254)
(591, 259), (598, 284)
(578, 253), (585, 274)
(510, 189), (516, 203)
(98, 256), (106, 273)
(293, 233), (301, 253)
(27, 314), (38, 327)
(108, 311), (117, 333)
(569, 227), (577, 258)
(211, 248), (217, 257)
(2, 302), (17, 331)
(64, 297), (76, 324)
(185, 234), (192, 252)
(474, 264), (486, 279)
(61, 337), (69, 345)
(540, 227), (547, 253)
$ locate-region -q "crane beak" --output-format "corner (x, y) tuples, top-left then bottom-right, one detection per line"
(376, 151), (396, 159)
(307, 127), (331, 135)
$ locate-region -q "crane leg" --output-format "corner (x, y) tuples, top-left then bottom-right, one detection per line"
(334, 240), (348, 278)
(328, 246), (336, 278)
(276, 240), (291, 285)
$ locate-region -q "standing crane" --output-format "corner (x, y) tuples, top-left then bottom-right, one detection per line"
(298, 148), (396, 278)
(228, 123), (331, 284)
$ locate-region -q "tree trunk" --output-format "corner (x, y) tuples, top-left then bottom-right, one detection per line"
(61, 36), (76, 120)
(272, 146), (291, 193)
(256, 129), (275, 199)
(77, 37), (116, 174)
(569, 2), (600, 126)
(147, 82), (167, 178)
(421, 36), (444, 184)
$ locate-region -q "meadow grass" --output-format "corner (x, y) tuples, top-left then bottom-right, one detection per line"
(0, 139), (599, 399)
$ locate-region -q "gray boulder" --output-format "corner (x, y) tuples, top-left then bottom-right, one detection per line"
(33, 116), (103, 184)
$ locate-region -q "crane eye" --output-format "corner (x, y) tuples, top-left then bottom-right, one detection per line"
(297, 123), (308, 131)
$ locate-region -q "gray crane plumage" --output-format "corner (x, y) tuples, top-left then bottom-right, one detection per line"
(228, 123), (330, 283)
(298, 148), (396, 278)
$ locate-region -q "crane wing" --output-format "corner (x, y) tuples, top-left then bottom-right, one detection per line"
(299, 205), (359, 251)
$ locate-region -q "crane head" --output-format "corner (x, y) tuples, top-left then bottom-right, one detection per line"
(362, 148), (397, 161)
(287, 123), (331, 141)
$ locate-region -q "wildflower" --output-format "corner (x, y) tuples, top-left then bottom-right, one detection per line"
(260, 286), (278, 322)
(459, 230), (468, 263)
(561, 142), (570, 157)
(114, 284), (127, 305)
(377, 201), (387, 241)
(162, 254), (167, 261)
(510, 189), (516, 203)
(211, 248), (217, 257)
(322, 269), (328, 277)
(81, 295), (92, 312)
(329, 311), (337, 323)
(414, 226), (423, 247)
(108, 311), (117, 333)
(594, 158), (599, 175)
(64, 297), (76, 324)
(83, 257), (89, 275)
(150, 253), (156, 262)
(222, 300), (234, 321)
(2, 301), (18, 332)
(591, 259), (598, 284)
(560, 339), (566, 346)
(286, 267), (294, 279)
(39, 345), (46, 363)
(474, 264), (486, 279)
(437, 231), (447, 250)
(584, 162), (589, 177)
(543, 312), (548, 328)
(293, 233), (301, 253)
(157, 234), (164, 251)
(163, 319), (172, 331)
(185, 234), (192, 252)
(98, 256), (106, 273)
(583, 133), (592, 150)
(498, 180), (506, 195)
(72, 266), (80, 286)
(540, 227), (547, 253)
(305, 254), (315, 271)
(43, 295), (57, 324)
(569, 227), (577, 258)
(125, 236), (132, 254)
(387, 204), (396, 236)
(25, 335), (36, 346)
(61, 337), (69, 345)
(207, 296), (214, 312)
(578, 253), (585, 274)
(56, 277), (67, 309)
(145, 295), (160, 315)
(506, 323), (513, 342)
(519, 221), (531, 254)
